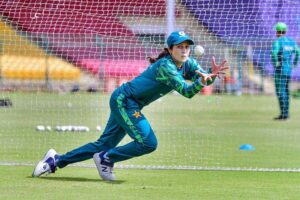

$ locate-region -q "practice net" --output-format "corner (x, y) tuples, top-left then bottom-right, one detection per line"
(0, 0), (300, 172)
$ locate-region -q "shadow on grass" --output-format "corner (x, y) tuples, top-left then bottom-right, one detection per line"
(28, 176), (126, 184)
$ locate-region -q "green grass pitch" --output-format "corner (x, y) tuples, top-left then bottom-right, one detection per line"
(1, 92), (300, 199)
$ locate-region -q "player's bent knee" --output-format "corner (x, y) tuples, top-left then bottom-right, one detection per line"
(142, 143), (157, 154)
(143, 137), (158, 154)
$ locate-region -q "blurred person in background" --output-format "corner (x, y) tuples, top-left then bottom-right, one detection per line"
(271, 22), (300, 120)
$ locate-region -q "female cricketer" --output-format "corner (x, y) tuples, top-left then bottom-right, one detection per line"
(272, 22), (300, 120)
(32, 30), (228, 181)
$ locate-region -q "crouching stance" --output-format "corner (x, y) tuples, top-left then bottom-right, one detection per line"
(32, 31), (228, 181)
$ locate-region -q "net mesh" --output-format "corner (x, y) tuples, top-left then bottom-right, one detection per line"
(0, 0), (300, 171)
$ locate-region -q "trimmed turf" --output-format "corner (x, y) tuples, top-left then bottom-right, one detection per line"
(2, 166), (300, 200)
(1, 92), (300, 199)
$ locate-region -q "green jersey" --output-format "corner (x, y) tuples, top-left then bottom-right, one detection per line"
(272, 36), (300, 75)
(122, 55), (213, 107)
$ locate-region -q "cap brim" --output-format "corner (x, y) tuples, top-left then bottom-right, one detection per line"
(173, 37), (194, 45)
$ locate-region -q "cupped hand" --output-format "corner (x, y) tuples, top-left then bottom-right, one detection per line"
(211, 56), (229, 78)
(194, 56), (229, 85)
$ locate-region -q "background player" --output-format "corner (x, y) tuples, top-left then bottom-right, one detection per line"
(272, 22), (300, 120)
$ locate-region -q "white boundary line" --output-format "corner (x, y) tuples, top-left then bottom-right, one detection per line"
(1, 161), (300, 172)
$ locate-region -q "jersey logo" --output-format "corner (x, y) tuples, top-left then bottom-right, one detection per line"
(133, 111), (141, 118)
(284, 46), (294, 51)
(179, 31), (186, 36)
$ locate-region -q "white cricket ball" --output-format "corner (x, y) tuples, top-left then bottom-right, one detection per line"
(36, 125), (45, 131)
(194, 45), (205, 57)
(55, 126), (62, 132)
(96, 126), (102, 131)
(85, 127), (90, 132)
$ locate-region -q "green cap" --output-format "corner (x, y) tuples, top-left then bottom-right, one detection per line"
(166, 31), (194, 47)
(274, 22), (287, 32)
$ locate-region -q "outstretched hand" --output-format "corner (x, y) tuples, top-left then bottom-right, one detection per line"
(211, 56), (229, 78)
(195, 56), (229, 85)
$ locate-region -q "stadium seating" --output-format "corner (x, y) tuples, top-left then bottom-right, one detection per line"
(0, 0), (179, 76)
(0, 0), (177, 86)
(182, 0), (300, 80)
(1, 55), (80, 80)
(0, 1), (142, 57)
(0, 0), (186, 90)
(80, 59), (147, 92)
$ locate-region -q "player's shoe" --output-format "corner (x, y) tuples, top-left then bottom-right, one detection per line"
(93, 151), (115, 181)
(274, 115), (289, 121)
(32, 149), (59, 177)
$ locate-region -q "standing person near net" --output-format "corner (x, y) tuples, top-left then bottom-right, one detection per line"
(32, 31), (228, 181)
(271, 22), (300, 120)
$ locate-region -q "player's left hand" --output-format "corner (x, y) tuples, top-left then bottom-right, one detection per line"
(210, 56), (229, 78)
(194, 56), (229, 84)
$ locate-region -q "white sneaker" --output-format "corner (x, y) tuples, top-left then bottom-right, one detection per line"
(32, 149), (58, 177)
(93, 151), (115, 181)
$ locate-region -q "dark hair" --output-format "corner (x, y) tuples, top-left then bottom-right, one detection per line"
(147, 46), (173, 64)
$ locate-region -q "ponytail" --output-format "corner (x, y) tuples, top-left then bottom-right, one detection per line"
(147, 47), (172, 64)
